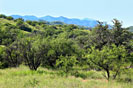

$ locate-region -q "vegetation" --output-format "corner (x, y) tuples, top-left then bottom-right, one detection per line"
(87, 44), (129, 80)
(0, 66), (132, 88)
(0, 14), (132, 87)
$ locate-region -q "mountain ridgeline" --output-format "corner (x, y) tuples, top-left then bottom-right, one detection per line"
(11, 15), (98, 27)
(129, 26), (133, 32)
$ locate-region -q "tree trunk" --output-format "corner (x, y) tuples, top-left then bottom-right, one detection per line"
(106, 69), (110, 81)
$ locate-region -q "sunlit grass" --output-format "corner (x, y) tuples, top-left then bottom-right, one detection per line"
(0, 66), (132, 88)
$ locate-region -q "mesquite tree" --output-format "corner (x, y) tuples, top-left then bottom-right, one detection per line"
(87, 44), (129, 80)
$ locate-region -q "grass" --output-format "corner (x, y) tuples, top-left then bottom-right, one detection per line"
(0, 66), (132, 88)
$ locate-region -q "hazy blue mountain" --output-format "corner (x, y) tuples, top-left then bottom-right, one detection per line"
(11, 15), (98, 27)
(11, 15), (38, 21)
(128, 26), (133, 32)
(11, 15), (22, 19)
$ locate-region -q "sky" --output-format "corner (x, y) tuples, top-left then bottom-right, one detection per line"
(0, 0), (133, 27)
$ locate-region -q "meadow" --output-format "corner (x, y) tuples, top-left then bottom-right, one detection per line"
(0, 66), (132, 88)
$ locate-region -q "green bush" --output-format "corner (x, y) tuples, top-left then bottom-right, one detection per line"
(56, 55), (77, 73)
(6, 16), (14, 20)
(0, 46), (8, 69)
(0, 14), (6, 18)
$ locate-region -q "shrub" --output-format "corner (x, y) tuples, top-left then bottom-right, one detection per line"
(16, 20), (32, 32)
(87, 44), (130, 80)
(56, 55), (77, 73)
(6, 16), (14, 20)
(0, 14), (6, 18)
(0, 46), (8, 69)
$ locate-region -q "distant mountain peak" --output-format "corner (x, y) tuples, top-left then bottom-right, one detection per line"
(11, 15), (98, 27)
(58, 16), (66, 18)
(45, 15), (52, 17)
(82, 18), (95, 21)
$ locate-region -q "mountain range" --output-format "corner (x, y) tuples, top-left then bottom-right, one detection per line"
(129, 26), (133, 32)
(11, 15), (98, 27)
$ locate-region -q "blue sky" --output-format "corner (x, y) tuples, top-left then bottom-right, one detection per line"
(0, 0), (133, 27)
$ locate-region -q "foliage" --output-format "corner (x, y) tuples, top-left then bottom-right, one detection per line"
(16, 20), (32, 32)
(0, 27), (20, 46)
(87, 44), (130, 80)
(0, 14), (7, 18)
(43, 38), (81, 68)
(0, 45), (8, 69)
(18, 37), (47, 70)
(6, 16), (14, 20)
(4, 41), (23, 67)
(56, 55), (77, 73)
(0, 14), (132, 83)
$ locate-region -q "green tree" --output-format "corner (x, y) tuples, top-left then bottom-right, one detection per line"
(0, 28), (19, 46)
(0, 45), (8, 69)
(43, 38), (81, 68)
(65, 24), (78, 32)
(20, 37), (48, 70)
(88, 22), (111, 49)
(6, 16), (14, 20)
(56, 55), (77, 73)
(0, 14), (6, 18)
(5, 41), (22, 67)
(111, 19), (133, 46)
(87, 44), (129, 80)
(16, 20), (32, 32)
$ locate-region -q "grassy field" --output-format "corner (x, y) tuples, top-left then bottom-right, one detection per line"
(0, 66), (132, 88)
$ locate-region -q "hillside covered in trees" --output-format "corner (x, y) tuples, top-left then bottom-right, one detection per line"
(0, 14), (133, 84)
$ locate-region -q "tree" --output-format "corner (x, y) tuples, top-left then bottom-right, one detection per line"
(0, 14), (6, 18)
(87, 44), (129, 80)
(65, 24), (78, 32)
(0, 29), (3, 45)
(88, 22), (111, 50)
(56, 55), (77, 73)
(42, 38), (81, 68)
(5, 42), (22, 67)
(111, 19), (133, 46)
(19, 37), (48, 70)
(0, 45), (8, 69)
(6, 16), (14, 20)
(0, 28), (19, 46)
(16, 20), (32, 32)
